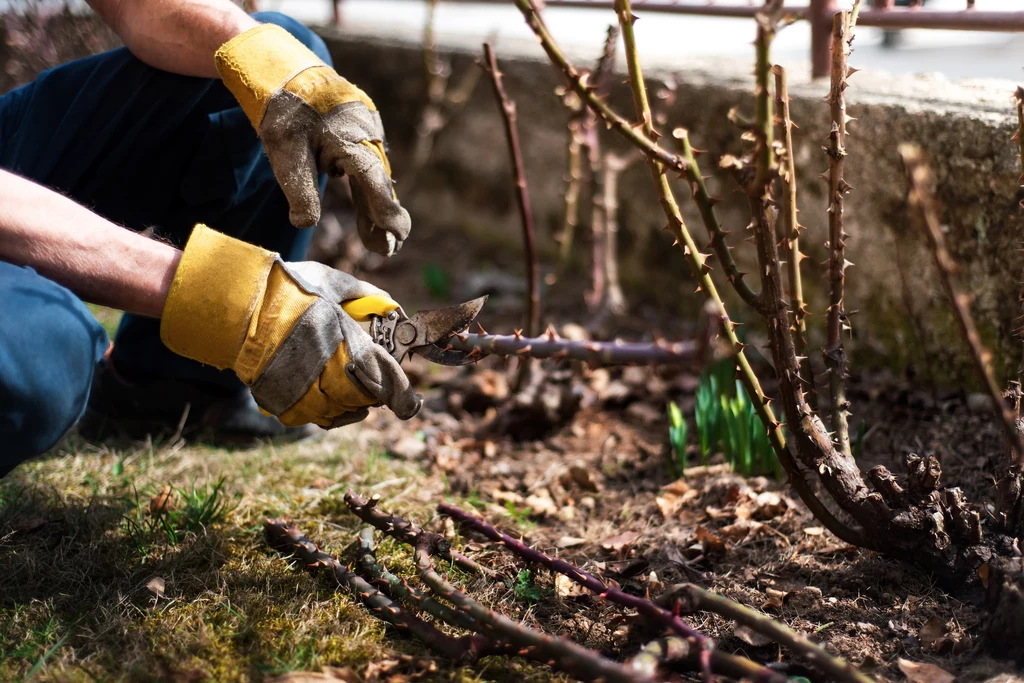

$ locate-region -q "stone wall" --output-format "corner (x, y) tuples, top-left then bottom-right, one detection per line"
(317, 25), (1024, 387)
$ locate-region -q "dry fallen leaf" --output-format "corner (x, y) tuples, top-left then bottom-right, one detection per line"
(555, 573), (588, 597)
(719, 518), (764, 541)
(146, 576), (166, 600)
(696, 525), (727, 554)
(919, 617), (956, 653)
(734, 624), (774, 647)
(600, 531), (640, 556)
(149, 486), (175, 516)
(763, 587), (787, 609)
(556, 536), (586, 549)
(656, 479), (698, 518)
(567, 462), (601, 492)
(363, 659), (401, 682)
(524, 490), (558, 517)
(898, 658), (955, 683)
(752, 491), (787, 519)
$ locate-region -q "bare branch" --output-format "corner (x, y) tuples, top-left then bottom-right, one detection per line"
(263, 520), (472, 661)
(482, 43), (540, 338)
(446, 330), (708, 367)
(663, 584), (875, 683)
(773, 64), (815, 407)
(899, 145), (1024, 463)
(439, 503), (795, 683)
(344, 495), (658, 683)
(342, 492), (494, 576)
(629, 636), (803, 681)
(823, 10), (859, 458)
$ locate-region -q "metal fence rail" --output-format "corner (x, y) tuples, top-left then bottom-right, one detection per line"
(372, 0), (1024, 78)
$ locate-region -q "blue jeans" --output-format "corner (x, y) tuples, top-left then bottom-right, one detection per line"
(0, 12), (327, 477)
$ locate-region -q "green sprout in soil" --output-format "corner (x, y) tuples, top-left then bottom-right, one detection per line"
(512, 568), (546, 604)
(121, 476), (237, 556)
(672, 359), (782, 479)
(666, 400), (688, 478)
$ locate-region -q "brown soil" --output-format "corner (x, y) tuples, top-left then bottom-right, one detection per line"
(320, 200), (1023, 683)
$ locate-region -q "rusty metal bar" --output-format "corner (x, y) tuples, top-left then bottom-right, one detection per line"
(810, 0), (836, 80)
(392, 0), (1024, 79)
(527, 0), (1024, 29)
(857, 10), (1024, 31)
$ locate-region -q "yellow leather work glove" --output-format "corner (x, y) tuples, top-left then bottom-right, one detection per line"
(160, 225), (422, 428)
(215, 24), (410, 256)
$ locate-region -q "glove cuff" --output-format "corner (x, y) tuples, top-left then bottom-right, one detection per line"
(160, 225), (277, 369)
(215, 23), (325, 128)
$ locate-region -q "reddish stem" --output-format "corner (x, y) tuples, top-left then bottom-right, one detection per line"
(482, 43), (541, 338)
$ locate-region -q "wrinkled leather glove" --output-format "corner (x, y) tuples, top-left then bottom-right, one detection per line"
(160, 225), (422, 428)
(215, 24), (410, 256)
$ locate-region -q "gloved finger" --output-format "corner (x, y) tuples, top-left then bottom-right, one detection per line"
(337, 313), (422, 419)
(282, 261), (392, 305)
(346, 352), (422, 419)
(350, 180), (402, 257)
(321, 132), (410, 256)
(261, 96), (323, 228)
(322, 408), (370, 429)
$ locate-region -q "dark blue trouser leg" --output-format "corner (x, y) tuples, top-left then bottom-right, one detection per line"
(0, 264), (109, 477)
(0, 13), (329, 470)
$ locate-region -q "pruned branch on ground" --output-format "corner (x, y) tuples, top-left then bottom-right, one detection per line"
(261, 493), (875, 681)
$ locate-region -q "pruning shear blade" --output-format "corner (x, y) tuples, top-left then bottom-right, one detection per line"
(369, 296), (487, 366)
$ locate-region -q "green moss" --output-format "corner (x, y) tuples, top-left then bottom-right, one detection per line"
(1, 431), (575, 682)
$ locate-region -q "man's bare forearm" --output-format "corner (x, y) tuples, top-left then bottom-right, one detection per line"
(87, 0), (259, 78)
(0, 170), (181, 318)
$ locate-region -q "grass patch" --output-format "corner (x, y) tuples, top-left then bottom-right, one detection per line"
(0, 428), (561, 681)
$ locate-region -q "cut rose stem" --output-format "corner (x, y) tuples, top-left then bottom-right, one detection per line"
(263, 520), (473, 661)
(629, 636), (819, 681)
(437, 503), (792, 683)
(900, 144), (1024, 463)
(661, 584), (875, 683)
(773, 64), (815, 408)
(341, 492), (493, 577)
(344, 494), (657, 683)
(410, 534), (655, 683)
(446, 330), (705, 366)
(481, 43), (540, 339)
(354, 526), (482, 633)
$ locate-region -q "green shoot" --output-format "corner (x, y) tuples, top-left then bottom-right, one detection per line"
(666, 400), (688, 477)
(512, 569), (545, 603)
(120, 477), (237, 556)
(689, 359), (782, 478)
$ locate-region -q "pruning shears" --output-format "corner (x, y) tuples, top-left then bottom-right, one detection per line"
(341, 295), (487, 366)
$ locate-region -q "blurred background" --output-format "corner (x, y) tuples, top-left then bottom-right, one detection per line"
(269, 0), (1023, 81)
(0, 0), (1020, 89)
